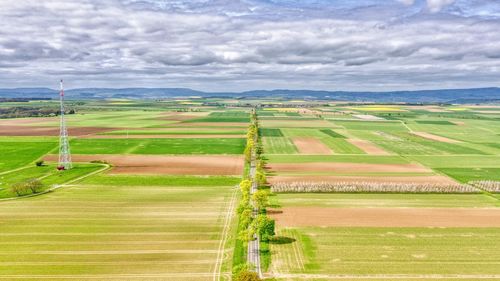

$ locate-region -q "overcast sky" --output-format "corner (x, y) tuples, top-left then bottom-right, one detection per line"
(1, 0), (500, 91)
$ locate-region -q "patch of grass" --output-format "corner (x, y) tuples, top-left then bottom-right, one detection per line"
(0, 164), (102, 199)
(70, 138), (246, 154)
(187, 111), (249, 123)
(260, 240), (271, 272)
(0, 140), (56, 173)
(437, 168), (500, 183)
(320, 129), (346, 138)
(408, 155), (500, 168)
(259, 128), (284, 137)
(81, 174), (240, 186)
(0, 180), (237, 277)
(273, 193), (499, 208)
(415, 120), (456, 125)
(272, 227), (500, 275)
(263, 137), (298, 154)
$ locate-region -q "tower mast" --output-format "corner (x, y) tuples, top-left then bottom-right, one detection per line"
(58, 80), (72, 170)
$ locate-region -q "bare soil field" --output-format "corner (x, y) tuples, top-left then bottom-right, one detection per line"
(271, 207), (500, 227)
(80, 134), (246, 139)
(452, 121), (466, 126)
(412, 132), (461, 143)
(0, 125), (115, 136)
(268, 175), (457, 184)
(347, 139), (390, 155)
(419, 106), (448, 112)
(292, 137), (332, 155)
(44, 154), (244, 175)
(268, 162), (432, 173)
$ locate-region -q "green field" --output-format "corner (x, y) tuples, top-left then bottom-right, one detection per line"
(271, 227), (500, 279)
(0, 176), (238, 280)
(0, 139), (56, 172)
(271, 193), (500, 208)
(1, 101), (500, 280)
(70, 138), (245, 154)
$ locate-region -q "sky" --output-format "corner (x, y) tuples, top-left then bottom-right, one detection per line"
(0, 0), (500, 92)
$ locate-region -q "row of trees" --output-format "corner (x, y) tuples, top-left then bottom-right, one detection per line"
(271, 181), (479, 194)
(234, 110), (275, 281)
(10, 179), (44, 196)
(0, 106), (75, 119)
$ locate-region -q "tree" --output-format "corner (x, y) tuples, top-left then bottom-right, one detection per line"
(239, 180), (251, 195)
(234, 270), (261, 281)
(252, 190), (268, 210)
(244, 144), (253, 163)
(26, 179), (43, 194)
(35, 160), (44, 167)
(239, 208), (253, 230)
(238, 228), (255, 242)
(255, 172), (266, 186)
(255, 214), (275, 241)
(10, 182), (29, 196)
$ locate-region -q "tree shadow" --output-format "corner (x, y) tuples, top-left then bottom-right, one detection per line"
(270, 236), (296, 244)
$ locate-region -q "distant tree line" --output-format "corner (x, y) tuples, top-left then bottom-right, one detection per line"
(0, 106), (75, 118)
(0, 98), (51, 102)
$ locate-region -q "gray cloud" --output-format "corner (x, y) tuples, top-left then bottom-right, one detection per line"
(0, 0), (499, 91)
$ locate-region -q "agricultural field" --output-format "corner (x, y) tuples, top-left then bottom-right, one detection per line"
(1, 99), (500, 280)
(0, 101), (248, 280)
(259, 105), (500, 280)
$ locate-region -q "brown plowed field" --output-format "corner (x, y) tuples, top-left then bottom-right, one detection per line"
(268, 175), (457, 184)
(268, 162), (432, 173)
(270, 207), (500, 227)
(44, 154), (244, 175)
(347, 139), (390, 155)
(412, 132), (461, 143)
(292, 137), (332, 155)
(80, 134), (246, 139)
(0, 126), (115, 136)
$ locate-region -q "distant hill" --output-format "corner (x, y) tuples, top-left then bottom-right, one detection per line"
(0, 87), (499, 104)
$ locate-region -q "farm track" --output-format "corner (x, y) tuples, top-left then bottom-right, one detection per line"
(273, 274), (500, 280)
(213, 188), (237, 281)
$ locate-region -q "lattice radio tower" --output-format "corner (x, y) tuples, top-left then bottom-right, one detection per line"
(58, 79), (72, 170)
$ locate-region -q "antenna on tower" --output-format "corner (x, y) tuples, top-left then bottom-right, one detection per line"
(57, 79), (72, 170)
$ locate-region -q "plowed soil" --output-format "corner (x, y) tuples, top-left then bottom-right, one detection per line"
(292, 137), (332, 155)
(268, 162), (432, 173)
(412, 132), (461, 143)
(270, 207), (500, 227)
(268, 175), (457, 184)
(44, 154), (244, 175)
(347, 139), (390, 155)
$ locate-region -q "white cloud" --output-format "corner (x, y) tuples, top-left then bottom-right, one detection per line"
(0, 0), (499, 91)
(427, 0), (456, 13)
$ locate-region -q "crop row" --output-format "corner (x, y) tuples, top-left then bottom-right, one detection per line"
(470, 181), (500, 193)
(271, 181), (479, 193)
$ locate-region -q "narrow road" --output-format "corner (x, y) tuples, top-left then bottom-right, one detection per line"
(247, 127), (263, 278)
